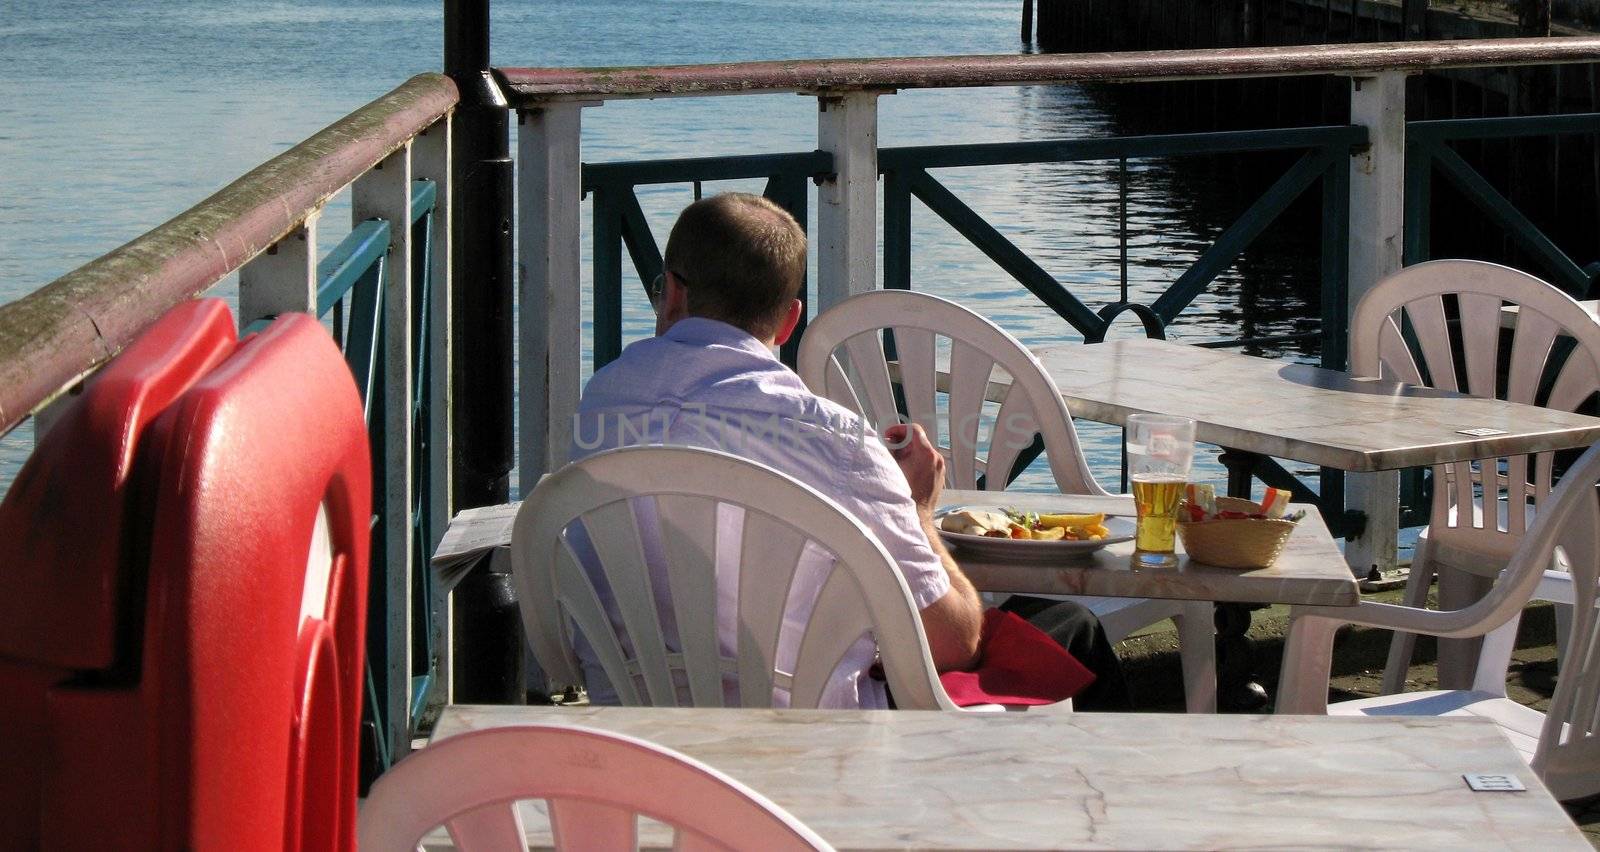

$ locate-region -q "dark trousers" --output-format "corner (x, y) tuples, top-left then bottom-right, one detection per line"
(999, 595), (1132, 711)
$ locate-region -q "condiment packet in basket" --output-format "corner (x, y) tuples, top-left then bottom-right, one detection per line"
(1258, 487), (1292, 519)
(1183, 483), (1217, 521)
(1181, 485), (1305, 523)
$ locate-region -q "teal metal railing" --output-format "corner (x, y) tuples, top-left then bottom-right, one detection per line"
(585, 125), (1363, 529)
(1395, 112), (1600, 526)
(0, 73), (458, 785)
(877, 126), (1361, 359)
(1404, 112), (1600, 294)
(272, 179), (446, 772)
(232, 142), (453, 785)
(10, 39), (1600, 787)
(508, 37), (1600, 579)
(585, 151), (830, 368)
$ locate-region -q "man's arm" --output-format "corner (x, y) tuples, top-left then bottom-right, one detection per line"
(883, 423), (984, 672)
(914, 510), (985, 671)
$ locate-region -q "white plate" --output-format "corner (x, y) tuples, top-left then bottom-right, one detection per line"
(933, 507), (1136, 562)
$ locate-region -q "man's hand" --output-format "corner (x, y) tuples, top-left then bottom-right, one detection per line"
(883, 423), (945, 516)
(884, 422), (982, 672)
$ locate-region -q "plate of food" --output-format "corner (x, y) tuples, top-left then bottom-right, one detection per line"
(934, 507), (1136, 561)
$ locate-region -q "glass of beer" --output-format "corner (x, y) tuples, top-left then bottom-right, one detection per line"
(1126, 413), (1196, 567)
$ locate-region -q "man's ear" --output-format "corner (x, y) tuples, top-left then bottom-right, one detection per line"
(665, 271), (691, 316)
(655, 270), (692, 335)
(771, 298), (804, 346)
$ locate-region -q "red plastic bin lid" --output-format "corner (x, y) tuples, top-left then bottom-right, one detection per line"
(0, 298), (237, 670)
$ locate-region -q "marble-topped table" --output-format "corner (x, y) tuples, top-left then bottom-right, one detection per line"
(938, 336), (1600, 707)
(1501, 299), (1600, 328)
(1025, 338), (1600, 472)
(940, 490), (1358, 608)
(430, 705), (1589, 850)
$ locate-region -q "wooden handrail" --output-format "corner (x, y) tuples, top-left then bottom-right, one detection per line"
(0, 73), (458, 435)
(500, 36), (1600, 103)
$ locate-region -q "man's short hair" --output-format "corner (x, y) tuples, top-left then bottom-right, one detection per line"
(663, 193), (806, 337)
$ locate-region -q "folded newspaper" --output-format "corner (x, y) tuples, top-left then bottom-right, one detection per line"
(430, 501), (521, 587)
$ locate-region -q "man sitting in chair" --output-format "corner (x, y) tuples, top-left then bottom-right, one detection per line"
(572, 192), (1129, 710)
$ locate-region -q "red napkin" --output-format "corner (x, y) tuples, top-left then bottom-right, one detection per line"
(938, 609), (1096, 707)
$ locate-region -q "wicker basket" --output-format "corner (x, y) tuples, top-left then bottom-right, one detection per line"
(1177, 496), (1297, 569)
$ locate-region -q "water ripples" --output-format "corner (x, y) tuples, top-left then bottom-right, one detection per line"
(2, 0), (1321, 498)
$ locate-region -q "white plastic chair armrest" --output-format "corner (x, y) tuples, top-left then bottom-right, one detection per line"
(1276, 592), (1530, 716)
(1290, 599), (1506, 641)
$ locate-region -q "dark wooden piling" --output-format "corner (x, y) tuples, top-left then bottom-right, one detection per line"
(1511, 0), (1558, 270)
(1404, 0), (1429, 39)
(1028, 0), (1599, 295)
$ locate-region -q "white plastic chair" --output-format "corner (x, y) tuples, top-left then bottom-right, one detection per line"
(512, 444), (983, 711)
(1352, 260), (1600, 693)
(358, 724), (834, 851)
(796, 289), (1216, 712)
(1276, 442), (1600, 801)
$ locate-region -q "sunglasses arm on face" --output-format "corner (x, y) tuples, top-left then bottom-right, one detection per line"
(649, 270), (689, 316)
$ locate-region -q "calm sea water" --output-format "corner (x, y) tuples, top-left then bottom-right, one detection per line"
(0, 0), (1323, 495)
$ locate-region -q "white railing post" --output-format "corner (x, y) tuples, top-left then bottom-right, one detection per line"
(239, 215), (320, 327)
(816, 90), (881, 310)
(1345, 71), (1408, 579)
(412, 113), (454, 704)
(353, 143), (414, 752)
(518, 103), (585, 491)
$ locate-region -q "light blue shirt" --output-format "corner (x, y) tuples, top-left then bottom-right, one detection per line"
(569, 317), (950, 708)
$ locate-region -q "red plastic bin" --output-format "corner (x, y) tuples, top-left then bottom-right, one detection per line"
(0, 299), (371, 851)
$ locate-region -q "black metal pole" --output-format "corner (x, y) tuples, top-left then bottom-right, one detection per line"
(445, 0), (525, 705)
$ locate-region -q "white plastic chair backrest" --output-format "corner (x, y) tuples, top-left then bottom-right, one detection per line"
(357, 724), (835, 852)
(511, 445), (956, 711)
(1350, 260), (1600, 558)
(796, 290), (1106, 495)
